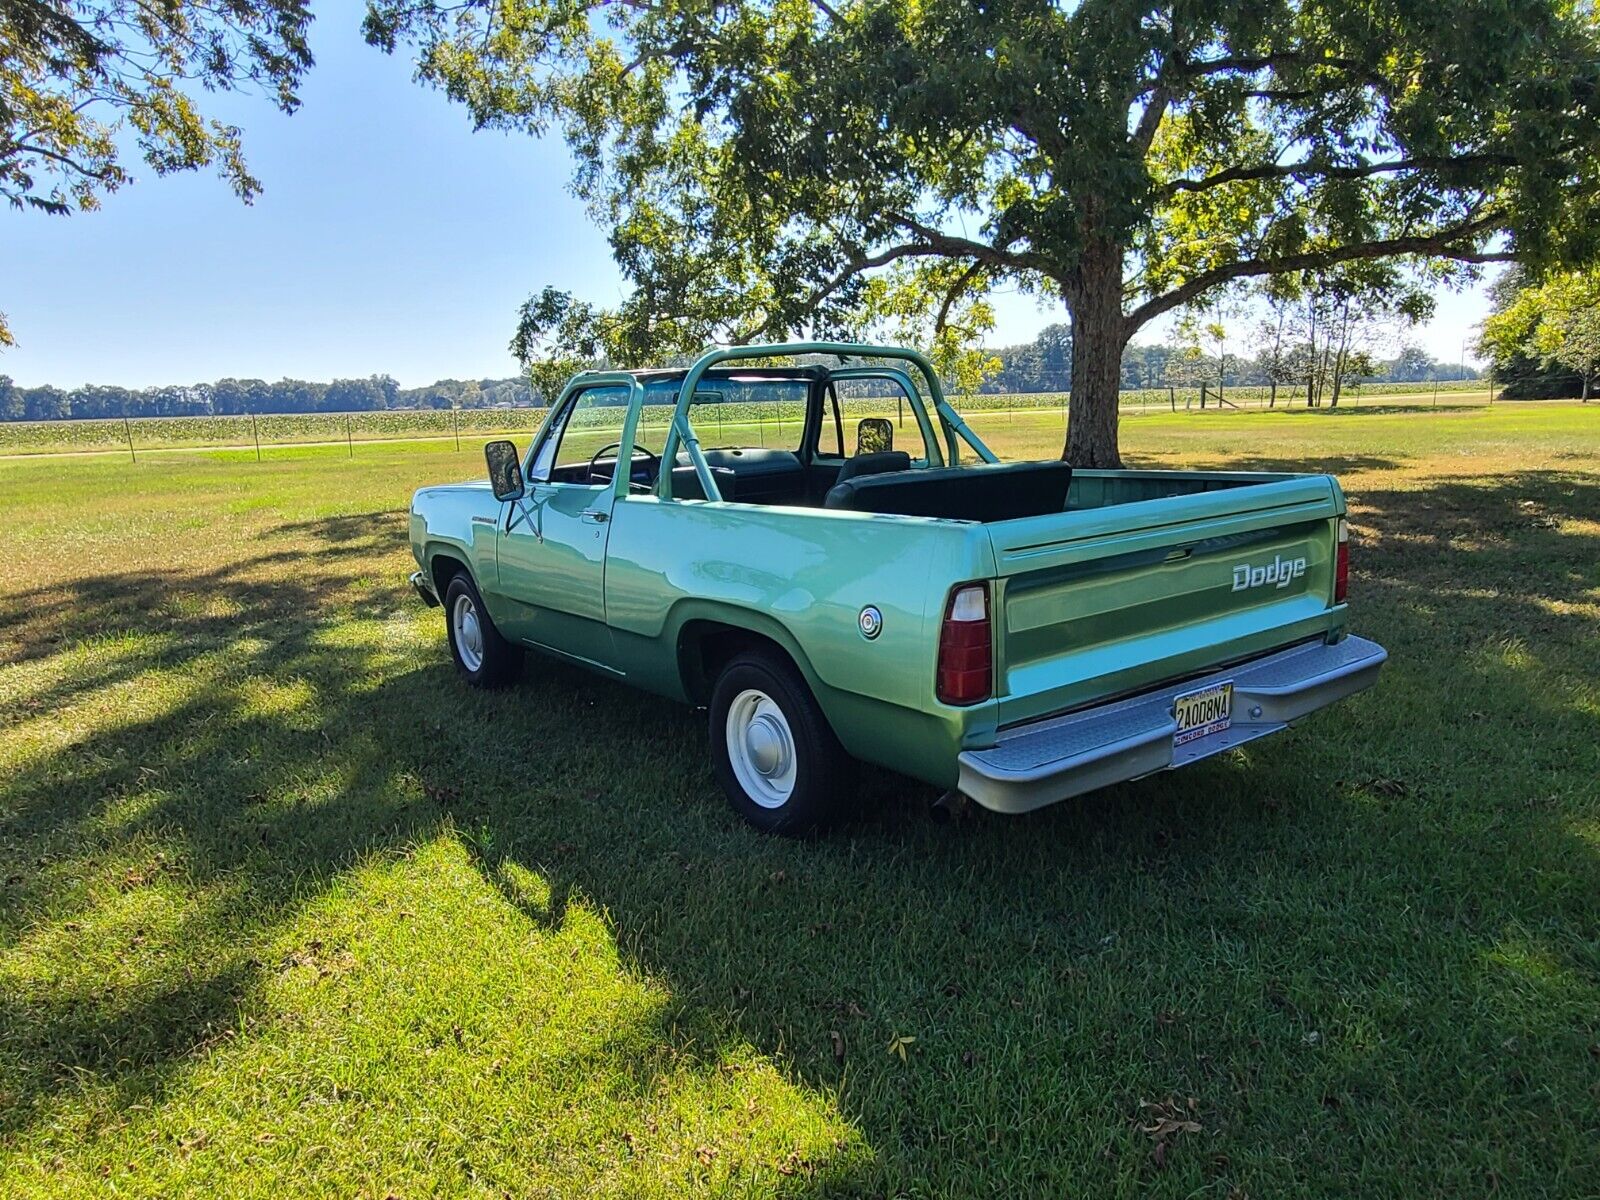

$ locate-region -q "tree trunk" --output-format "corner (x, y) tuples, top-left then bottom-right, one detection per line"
(1328, 302), (1350, 408)
(1305, 296), (1318, 406)
(1061, 244), (1128, 467)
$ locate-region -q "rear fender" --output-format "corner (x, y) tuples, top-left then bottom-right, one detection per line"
(669, 601), (828, 708)
(665, 599), (975, 787)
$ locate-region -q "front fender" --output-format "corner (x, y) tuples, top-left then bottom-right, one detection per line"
(409, 485), (503, 613)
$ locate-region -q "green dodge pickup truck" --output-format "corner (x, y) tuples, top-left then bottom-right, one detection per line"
(408, 342), (1386, 833)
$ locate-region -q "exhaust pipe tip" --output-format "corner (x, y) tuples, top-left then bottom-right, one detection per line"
(929, 789), (971, 824)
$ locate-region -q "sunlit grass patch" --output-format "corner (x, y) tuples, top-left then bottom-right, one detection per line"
(5, 838), (864, 1196)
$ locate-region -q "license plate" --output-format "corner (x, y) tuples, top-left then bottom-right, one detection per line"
(1173, 680), (1233, 745)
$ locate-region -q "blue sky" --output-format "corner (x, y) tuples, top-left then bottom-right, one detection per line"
(4, 0), (1492, 389)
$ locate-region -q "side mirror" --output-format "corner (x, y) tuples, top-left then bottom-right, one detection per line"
(857, 417), (893, 455)
(485, 440), (526, 501)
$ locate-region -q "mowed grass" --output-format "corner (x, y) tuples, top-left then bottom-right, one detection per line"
(0, 402), (1597, 1197)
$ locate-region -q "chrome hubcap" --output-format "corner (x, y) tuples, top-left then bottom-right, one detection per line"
(452, 594), (484, 672)
(725, 688), (797, 808)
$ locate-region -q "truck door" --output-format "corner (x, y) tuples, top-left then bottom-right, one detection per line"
(495, 383), (626, 668)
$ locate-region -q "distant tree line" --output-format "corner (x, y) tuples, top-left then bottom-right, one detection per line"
(978, 324), (1480, 396)
(0, 323), (1483, 422)
(0, 374), (537, 422)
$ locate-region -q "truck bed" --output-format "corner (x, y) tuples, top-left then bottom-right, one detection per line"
(820, 461), (1286, 524)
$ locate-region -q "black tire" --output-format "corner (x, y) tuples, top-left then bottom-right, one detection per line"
(709, 649), (854, 835)
(443, 572), (522, 688)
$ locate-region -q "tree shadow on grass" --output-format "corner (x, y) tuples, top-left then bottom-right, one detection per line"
(2, 470), (1599, 1194)
(1129, 450), (1410, 475)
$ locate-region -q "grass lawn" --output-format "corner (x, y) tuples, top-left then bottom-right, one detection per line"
(1, 402), (1596, 1197)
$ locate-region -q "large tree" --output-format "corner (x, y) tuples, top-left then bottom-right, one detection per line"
(1, 0), (314, 345)
(368, 0), (1600, 465)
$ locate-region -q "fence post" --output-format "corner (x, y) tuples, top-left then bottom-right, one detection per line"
(347, 414), (354, 458)
(454, 406), (461, 450)
(123, 416), (136, 463)
(251, 412), (262, 463)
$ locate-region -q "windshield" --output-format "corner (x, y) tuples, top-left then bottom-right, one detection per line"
(637, 375), (812, 454)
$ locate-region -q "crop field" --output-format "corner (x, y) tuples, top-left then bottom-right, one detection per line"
(1, 401), (1596, 1196)
(0, 379), (1490, 457)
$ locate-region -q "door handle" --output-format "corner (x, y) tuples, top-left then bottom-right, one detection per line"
(580, 509), (610, 524)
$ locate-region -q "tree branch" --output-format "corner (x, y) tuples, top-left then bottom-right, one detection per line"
(1130, 84), (1171, 155)
(885, 212), (1048, 272)
(7, 141), (118, 181)
(1159, 151), (1525, 199)
(1174, 51), (1392, 89)
(1126, 216), (1514, 333)
(934, 262), (985, 334)
(732, 240), (947, 342)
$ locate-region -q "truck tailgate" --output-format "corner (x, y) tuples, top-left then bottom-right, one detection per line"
(986, 475), (1346, 728)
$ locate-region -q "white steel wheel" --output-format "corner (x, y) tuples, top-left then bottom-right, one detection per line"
(724, 687), (798, 809)
(451, 592), (485, 673)
(442, 572), (521, 688)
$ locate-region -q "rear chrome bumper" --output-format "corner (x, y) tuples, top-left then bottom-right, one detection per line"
(408, 570), (440, 607)
(957, 635), (1388, 814)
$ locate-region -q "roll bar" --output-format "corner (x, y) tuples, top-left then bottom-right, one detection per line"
(656, 342), (995, 501)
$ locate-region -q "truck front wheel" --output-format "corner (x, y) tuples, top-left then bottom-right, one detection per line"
(443, 572), (522, 688)
(709, 650), (853, 834)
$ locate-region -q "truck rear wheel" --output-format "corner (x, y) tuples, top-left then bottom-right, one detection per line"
(443, 572), (522, 688)
(709, 650), (853, 834)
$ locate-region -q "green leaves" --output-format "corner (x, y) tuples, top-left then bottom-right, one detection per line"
(372, 0), (1600, 459)
(1, 0), (312, 216)
(510, 287), (614, 401)
(1483, 267), (1600, 394)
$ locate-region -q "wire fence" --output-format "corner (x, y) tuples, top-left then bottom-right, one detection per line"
(0, 379), (1502, 460)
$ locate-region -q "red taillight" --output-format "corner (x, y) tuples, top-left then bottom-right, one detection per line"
(937, 583), (992, 705)
(1334, 518), (1350, 604)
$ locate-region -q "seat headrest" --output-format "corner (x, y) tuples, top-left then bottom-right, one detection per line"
(670, 464), (736, 501)
(824, 460), (1072, 521)
(833, 450), (912, 487)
